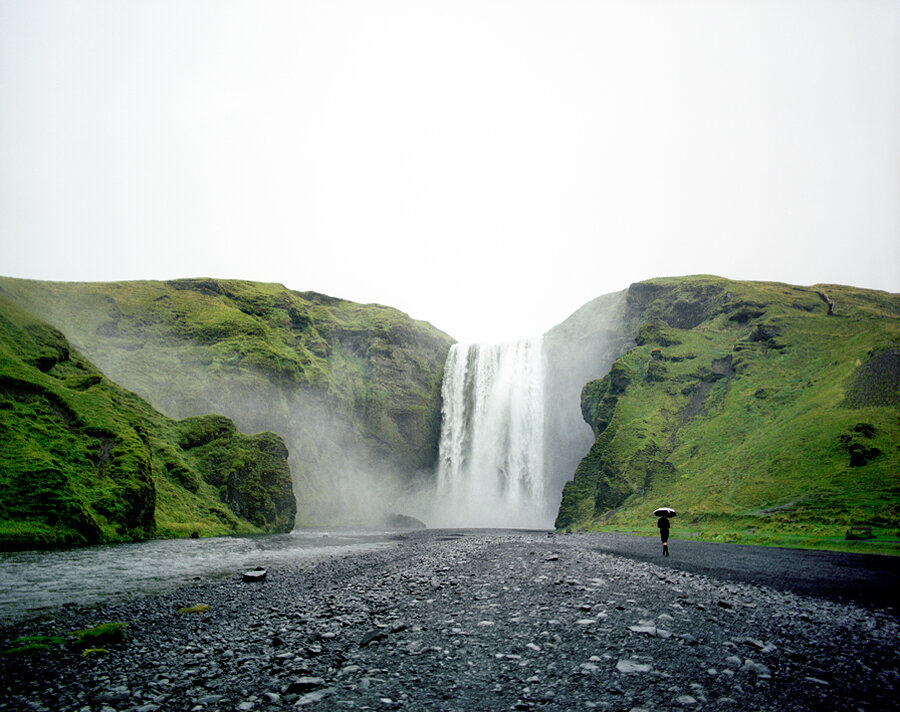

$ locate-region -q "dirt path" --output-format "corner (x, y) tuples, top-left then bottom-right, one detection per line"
(584, 531), (900, 611)
(1, 530), (898, 711)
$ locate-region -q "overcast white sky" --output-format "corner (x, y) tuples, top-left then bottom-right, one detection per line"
(1, 1), (898, 343)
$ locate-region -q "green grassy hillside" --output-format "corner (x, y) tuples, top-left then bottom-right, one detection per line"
(556, 276), (900, 552)
(0, 277), (454, 526)
(0, 296), (295, 549)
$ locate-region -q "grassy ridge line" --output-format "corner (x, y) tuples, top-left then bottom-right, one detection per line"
(556, 276), (900, 553)
(0, 295), (295, 549)
(0, 277), (454, 526)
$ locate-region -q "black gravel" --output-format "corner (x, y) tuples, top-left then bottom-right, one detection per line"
(587, 532), (900, 611)
(1, 529), (898, 712)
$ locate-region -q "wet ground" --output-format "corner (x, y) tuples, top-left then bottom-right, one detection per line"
(585, 532), (900, 610)
(1, 529), (898, 711)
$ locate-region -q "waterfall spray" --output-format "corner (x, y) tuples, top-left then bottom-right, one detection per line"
(435, 339), (549, 528)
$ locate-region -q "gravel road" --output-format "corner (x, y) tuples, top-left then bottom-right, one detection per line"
(1, 529), (898, 712)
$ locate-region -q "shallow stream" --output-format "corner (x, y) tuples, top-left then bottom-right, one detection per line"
(0, 529), (396, 624)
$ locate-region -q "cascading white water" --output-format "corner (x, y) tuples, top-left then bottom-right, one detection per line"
(435, 338), (549, 528)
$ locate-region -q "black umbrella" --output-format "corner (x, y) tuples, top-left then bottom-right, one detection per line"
(653, 507), (676, 517)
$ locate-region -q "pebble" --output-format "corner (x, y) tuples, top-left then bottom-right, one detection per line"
(616, 660), (652, 674)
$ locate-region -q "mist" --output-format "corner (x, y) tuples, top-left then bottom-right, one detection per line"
(70, 340), (437, 530)
(542, 291), (634, 509)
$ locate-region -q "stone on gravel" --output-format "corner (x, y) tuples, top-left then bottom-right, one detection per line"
(740, 659), (771, 676)
(283, 677), (326, 695)
(294, 688), (333, 706)
(616, 660), (652, 674)
(360, 630), (387, 646)
(804, 677), (829, 686)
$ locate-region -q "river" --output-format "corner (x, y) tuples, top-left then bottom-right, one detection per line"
(0, 529), (397, 624)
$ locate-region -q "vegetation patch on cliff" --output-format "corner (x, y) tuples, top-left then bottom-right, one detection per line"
(0, 297), (294, 550)
(0, 277), (454, 527)
(557, 276), (900, 552)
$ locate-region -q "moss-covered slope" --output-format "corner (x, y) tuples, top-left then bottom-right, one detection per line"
(0, 296), (295, 549)
(0, 277), (453, 525)
(556, 276), (900, 547)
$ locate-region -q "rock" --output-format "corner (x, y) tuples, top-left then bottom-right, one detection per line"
(741, 659), (771, 676)
(242, 568), (267, 583)
(616, 660), (652, 674)
(94, 690), (131, 704)
(360, 629), (387, 646)
(627, 625), (658, 636)
(294, 688), (333, 706)
(195, 695), (223, 704)
(804, 677), (830, 686)
(283, 677), (326, 695)
(676, 695), (698, 705)
(385, 513), (426, 529)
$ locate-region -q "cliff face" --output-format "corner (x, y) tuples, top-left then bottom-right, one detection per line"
(0, 277), (454, 526)
(555, 276), (900, 543)
(0, 297), (294, 550)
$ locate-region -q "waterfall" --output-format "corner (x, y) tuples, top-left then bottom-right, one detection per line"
(435, 339), (549, 528)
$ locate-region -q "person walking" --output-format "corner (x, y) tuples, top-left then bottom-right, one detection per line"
(657, 514), (670, 556)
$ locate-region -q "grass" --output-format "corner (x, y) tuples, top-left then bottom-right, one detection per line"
(1, 622), (126, 657)
(0, 276), (454, 529)
(587, 522), (900, 555)
(176, 604), (210, 614)
(557, 276), (900, 553)
(0, 295), (295, 549)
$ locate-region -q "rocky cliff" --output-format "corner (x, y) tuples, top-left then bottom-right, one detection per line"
(0, 277), (454, 526)
(0, 296), (294, 549)
(555, 276), (900, 547)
